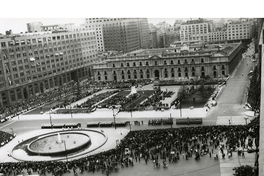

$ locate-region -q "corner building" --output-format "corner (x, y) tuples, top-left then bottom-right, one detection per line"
(93, 43), (243, 82)
(0, 30), (98, 107)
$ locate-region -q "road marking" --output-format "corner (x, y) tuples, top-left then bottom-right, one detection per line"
(0, 120), (16, 130)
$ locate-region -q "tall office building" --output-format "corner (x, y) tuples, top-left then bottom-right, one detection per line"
(0, 28), (98, 107)
(137, 18), (150, 49)
(83, 18), (149, 53)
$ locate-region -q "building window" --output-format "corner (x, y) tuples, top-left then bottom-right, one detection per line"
(178, 72), (181, 77)
(146, 61), (149, 66)
(201, 58), (204, 63)
(178, 60), (181, 64)
(213, 71), (217, 78)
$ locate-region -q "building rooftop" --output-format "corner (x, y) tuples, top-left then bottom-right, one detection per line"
(96, 42), (241, 64)
(181, 18), (210, 25)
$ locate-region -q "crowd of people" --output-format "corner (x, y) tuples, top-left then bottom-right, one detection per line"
(148, 118), (173, 126)
(0, 116), (259, 176)
(99, 93), (141, 110)
(91, 79), (152, 89)
(140, 88), (171, 108)
(0, 81), (79, 119)
(76, 90), (119, 109)
(0, 131), (15, 147)
(156, 78), (226, 86)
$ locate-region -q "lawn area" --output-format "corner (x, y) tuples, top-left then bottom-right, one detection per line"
(115, 90), (131, 97)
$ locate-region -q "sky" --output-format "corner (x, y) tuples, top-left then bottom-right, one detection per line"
(0, 0), (262, 34)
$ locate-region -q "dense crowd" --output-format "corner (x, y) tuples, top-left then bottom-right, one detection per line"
(0, 80), (104, 119)
(76, 90), (119, 108)
(92, 79), (152, 89)
(141, 89), (172, 108)
(0, 117), (259, 176)
(99, 93), (140, 110)
(0, 81), (77, 118)
(156, 78), (226, 86)
(0, 131), (14, 147)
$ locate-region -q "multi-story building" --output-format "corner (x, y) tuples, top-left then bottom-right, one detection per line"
(92, 42), (243, 82)
(83, 18), (149, 53)
(208, 31), (227, 42)
(149, 30), (158, 49)
(157, 30), (177, 48)
(226, 20), (254, 41)
(180, 18), (212, 43)
(0, 29), (98, 107)
(137, 18), (150, 49)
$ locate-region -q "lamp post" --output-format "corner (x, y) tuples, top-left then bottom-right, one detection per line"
(112, 106), (117, 129)
(10, 128), (14, 136)
(70, 105), (73, 118)
(63, 140), (68, 162)
(179, 99), (182, 117)
(129, 97), (133, 118)
(49, 103), (53, 129)
(244, 117), (249, 125)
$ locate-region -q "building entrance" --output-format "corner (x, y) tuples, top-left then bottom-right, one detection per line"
(154, 70), (160, 79)
(23, 88), (28, 99)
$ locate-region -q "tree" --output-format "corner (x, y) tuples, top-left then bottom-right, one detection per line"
(76, 80), (81, 98)
(247, 65), (261, 113)
(233, 165), (257, 176)
(177, 85), (188, 102)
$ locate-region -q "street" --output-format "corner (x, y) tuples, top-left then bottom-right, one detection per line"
(0, 42), (256, 176)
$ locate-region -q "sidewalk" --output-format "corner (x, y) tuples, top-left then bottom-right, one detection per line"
(14, 107), (208, 121)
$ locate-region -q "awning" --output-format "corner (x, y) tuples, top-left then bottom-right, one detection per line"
(59, 52), (63, 55)
(29, 57), (35, 61)
(55, 53), (59, 56)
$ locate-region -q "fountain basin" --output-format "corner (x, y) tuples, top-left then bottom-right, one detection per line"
(27, 132), (91, 156)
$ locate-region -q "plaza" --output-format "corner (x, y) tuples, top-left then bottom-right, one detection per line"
(0, 41), (258, 176)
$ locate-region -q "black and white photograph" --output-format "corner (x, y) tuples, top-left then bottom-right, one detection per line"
(0, 1), (262, 176)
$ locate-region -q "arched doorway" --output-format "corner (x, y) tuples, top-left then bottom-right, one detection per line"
(154, 70), (160, 79)
(23, 88), (28, 99)
(40, 83), (44, 93)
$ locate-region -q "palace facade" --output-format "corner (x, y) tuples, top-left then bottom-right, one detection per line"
(93, 42), (243, 82)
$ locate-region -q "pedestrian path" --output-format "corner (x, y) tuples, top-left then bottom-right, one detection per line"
(15, 107), (208, 121)
(219, 151), (255, 176)
(216, 116), (248, 125)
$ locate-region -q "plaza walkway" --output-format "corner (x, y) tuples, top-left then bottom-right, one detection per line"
(0, 42), (257, 176)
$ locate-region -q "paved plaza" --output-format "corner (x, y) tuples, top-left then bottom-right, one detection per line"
(0, 42), (258, 176)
